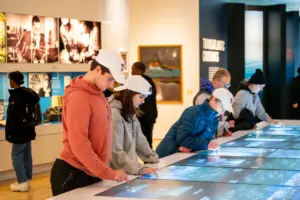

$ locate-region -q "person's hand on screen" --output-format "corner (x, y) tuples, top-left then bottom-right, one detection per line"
(208, 141), (219, 150)
(114, 170), (129, 182)
(179, 146), (192, 153)
(142, 168), (158, 177)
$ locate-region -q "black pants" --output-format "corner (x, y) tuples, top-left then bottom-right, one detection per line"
(291, 108), (300, 119)
(140, 122), (154, 149)
(50, 159), (101, 196)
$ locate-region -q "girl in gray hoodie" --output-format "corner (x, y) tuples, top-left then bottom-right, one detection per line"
(109, 75), (159, 176)
(231, 69), (279, 132)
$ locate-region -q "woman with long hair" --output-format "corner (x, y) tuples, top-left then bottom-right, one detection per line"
(109, 75), (159, 176)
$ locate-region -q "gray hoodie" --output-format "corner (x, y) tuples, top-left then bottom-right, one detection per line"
(109, 99), (159, 175)
(233, 89), (271, 122)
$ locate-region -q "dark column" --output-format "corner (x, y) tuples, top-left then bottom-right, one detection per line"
(226, 3), (245, 95)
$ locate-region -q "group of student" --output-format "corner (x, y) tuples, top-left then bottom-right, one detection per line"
(5, 49), (287, 195)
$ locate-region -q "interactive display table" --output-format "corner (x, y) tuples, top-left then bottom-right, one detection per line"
(48, 121), (300, 200)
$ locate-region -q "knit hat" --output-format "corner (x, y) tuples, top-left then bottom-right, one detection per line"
(8, 71), (24, 85)
(200, 78), (214, 94)
(249, 69), (266, 84)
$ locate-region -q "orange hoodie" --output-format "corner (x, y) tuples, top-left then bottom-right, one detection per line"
(60, 76), (116, 180)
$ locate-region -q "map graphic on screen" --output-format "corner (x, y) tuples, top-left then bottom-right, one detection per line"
(249, 130), (300, 136)
(175, 155), (300, 171)
(96, 179), (300, 200)
(237, 134), (298, 142)
(220, 140), (300, 150)
(197, 147), (276, 158)
(140, 165), (300, 187)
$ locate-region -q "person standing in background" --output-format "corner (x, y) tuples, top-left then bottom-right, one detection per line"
(6, 71), (40, 192)
(131, 62), (158, 148)
(288, 67), (300, 119)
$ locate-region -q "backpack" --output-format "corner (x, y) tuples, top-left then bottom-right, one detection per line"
(23, 88), (42, 127)
(24, 102), (42, 126)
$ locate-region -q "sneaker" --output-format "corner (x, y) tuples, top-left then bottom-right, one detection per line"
(10, 181), (29, 192)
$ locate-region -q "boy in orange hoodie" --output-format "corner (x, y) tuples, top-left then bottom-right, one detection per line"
(50, 50), (128, 196)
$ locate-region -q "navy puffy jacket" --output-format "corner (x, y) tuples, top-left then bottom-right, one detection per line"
(156, 100), (219, 158)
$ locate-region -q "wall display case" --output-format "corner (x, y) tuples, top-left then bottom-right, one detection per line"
(0, 72), (85, 126)
(0, 11), (102, 126)
(0, 12), (101, 65)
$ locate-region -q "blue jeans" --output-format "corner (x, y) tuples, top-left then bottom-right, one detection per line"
(11, 142), (33, 183)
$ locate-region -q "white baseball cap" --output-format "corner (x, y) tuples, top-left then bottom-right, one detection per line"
(212, 88), (234, 113)
(114, 75), (152, 96)
(94, 49), (125, 84)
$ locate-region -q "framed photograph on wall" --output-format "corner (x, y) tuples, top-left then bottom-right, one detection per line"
(28, 73), (52, 97)
(0, 13), (6, 63)
(138, 45), (182, 104)
(6, 13), (59, 63)
(59, 18), (101, 64)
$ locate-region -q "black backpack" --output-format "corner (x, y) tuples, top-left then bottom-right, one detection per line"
(24, 102), (42, 126)
(23, 89), (42, 127)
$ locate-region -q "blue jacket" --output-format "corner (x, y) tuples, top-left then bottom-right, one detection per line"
(156, 100), (220, 158)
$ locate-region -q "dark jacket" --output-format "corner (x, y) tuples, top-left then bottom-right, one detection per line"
(138, 74), (158, 124)
(288, 75), (300, 119)
(156, 100), (219, 158)
(5, 87), (39, 144)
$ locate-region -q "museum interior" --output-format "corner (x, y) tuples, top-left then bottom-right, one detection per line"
(0, 0), (300, 199)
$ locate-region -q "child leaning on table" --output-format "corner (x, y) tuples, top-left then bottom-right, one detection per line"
(156, 88), (234, 158)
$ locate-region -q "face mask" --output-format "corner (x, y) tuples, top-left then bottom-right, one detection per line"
(224, 83), (231, 89)
(250, 85), (261, 94)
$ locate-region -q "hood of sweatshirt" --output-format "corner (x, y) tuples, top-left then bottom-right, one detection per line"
(238, 81), (255, 95)
(109, 99), (122, 110)
(64, 75), (102, 97)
